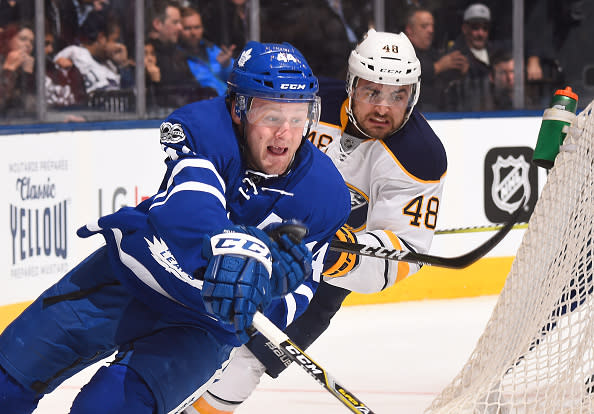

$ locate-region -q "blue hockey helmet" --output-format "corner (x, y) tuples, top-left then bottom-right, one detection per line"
(227, 41), (321, 138)
(228, 41), (319, 100)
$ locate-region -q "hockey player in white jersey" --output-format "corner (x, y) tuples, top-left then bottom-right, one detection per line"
(0, 41), (350, 414)
(189, 29), (448, 413)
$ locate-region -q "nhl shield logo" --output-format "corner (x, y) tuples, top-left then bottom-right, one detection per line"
(491, 154), (530, 214)
(484, 147), (538, 223)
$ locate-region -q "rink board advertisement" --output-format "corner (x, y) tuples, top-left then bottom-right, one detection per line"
(0, 115), (547, 327)
(1, 128), (165, 311)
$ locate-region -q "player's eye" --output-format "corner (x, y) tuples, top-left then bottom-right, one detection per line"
(390, 92), (403, 103)
(264, 114), (281, 123)
(289, 116), (306, 125)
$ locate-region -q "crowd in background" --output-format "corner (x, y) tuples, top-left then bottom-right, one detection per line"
(0, 0), (592, 123)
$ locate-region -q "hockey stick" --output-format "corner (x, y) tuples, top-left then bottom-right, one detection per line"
(330, 203), (523, 269)
(251, 311), (376, 414)
(435, 222), (528, 235)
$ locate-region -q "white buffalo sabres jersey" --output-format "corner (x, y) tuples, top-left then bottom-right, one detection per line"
(308, 97), (447, 293)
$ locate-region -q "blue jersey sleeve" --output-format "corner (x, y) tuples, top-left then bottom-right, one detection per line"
(147, 98), (240, 275)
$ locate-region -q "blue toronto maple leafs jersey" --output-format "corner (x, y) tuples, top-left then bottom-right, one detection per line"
(77, 96), (350, 346)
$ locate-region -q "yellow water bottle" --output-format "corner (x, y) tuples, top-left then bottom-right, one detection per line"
(532, 86), (579, 169)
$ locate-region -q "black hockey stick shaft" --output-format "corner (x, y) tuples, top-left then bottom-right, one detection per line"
(330, 203), (523, 269)
(251, 312), (376, 414)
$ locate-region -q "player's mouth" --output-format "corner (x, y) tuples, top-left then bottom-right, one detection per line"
(268, 146), (288, 155)
(367, 116), (390, 127)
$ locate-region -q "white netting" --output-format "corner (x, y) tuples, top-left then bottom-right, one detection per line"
(426, 100), (594, 414)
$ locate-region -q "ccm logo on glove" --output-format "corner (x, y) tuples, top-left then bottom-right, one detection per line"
(210, 233), (273, 275)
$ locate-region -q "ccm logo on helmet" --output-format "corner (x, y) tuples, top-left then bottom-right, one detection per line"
(280, 84), (306, 90)
(379, 68), (403, 74)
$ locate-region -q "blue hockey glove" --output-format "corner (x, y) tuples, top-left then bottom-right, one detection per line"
(263, 221), (313, 297)
(200, 222), (312, 343)
(201, 226), (273, 343)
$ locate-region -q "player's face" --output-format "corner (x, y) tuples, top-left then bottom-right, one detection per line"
(243, 98), (309, 175)
(352, 79), (411, 139)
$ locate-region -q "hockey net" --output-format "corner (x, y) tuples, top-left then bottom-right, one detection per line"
(426, 99), (594, 414)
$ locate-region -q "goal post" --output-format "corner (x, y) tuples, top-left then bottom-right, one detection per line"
(425, 99), (594, 414)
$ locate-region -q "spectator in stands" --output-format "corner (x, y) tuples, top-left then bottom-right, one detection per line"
(385, 0), (442, 33)
(456, 4), (496, 76)
(0, 21), (36, 117)
(105, 41), (134, 88)
(259, 0), (354, 80)
(0, 0), (22, 27)
(524, 0), (591, 106)
(484, 49), (514, 111)
(200, 0), (247, 59)
(45, 0), (78, 51)
(178, 6), (234, 96)
(53, 10), (120, 95)
(44, 30), (88, 112)
(440, 3), (504, 111)
(329, 0), (372, 42)
(144, 38), (162, 108)
(147, 0), (191, 85)
(324, 0), (360, 46)
(404, 7), (468, 111)
(44, 0), (112, 51)
(144, 40), (161, 85)
(147, 0), (216, 107)
(483, 48), (543, 111)
(105, 16), (135, 89)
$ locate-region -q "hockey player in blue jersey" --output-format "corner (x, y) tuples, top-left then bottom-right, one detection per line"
(188, 29), (448, 413)
(0, 41), (350, 414)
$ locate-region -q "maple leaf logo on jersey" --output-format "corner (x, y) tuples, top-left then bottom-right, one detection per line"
(238, 48), (252, 67)
(145, 236), (203, 289)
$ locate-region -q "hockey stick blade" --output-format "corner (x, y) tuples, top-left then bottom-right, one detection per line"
(251, 312), (377, 414)
(330, 202), (523, 269)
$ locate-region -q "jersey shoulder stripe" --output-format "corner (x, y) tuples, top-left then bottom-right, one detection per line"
(382, 109), (447, 181)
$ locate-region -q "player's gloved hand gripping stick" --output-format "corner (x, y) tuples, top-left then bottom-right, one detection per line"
(201, 223), (312, 343)
(201, 220), (374, 412)
(330, 201), (524, 269)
